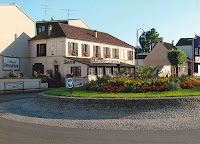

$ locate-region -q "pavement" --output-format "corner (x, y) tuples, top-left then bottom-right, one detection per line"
(1, 93), (200, 143)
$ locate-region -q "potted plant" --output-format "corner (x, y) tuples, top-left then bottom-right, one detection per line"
(106, 54), (110, 58)
(84, 52), (88, 56)
(96, 53), (99, 57)
(72, 51), (76, 56)
(66, 73), (73, 78)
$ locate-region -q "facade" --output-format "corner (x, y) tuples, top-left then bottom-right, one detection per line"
(144, 41), (189, 77)
(176, 36), (200, 76)
(0, 4), (36, 77)
(30, 23), (135, 80)
(136, 53), (149, 67)
(36, 19), (90, 34)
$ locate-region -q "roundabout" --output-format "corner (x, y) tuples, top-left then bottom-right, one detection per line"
(1, 93), (200, 131)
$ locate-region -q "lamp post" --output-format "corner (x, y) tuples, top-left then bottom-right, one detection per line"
(136, 28), (145, 67)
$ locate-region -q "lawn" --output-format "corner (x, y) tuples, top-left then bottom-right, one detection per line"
(45, 86), (200, 98)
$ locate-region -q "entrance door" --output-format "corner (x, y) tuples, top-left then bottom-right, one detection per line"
(54, 65), (59, 76)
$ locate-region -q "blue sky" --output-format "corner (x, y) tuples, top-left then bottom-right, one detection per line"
(2, 0), (200, 46)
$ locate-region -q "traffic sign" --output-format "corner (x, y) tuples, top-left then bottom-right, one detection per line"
(67, 78), (73, 88)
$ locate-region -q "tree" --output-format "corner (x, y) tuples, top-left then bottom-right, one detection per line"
(139, 28), (160, 53)
(167, 49), (187, 75)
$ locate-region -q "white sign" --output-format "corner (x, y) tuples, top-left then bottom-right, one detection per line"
(4, 57), (20, 71)
(91, 57), (120, 64)
(195, 56), (200, 63)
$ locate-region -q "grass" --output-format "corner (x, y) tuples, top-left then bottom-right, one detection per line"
(45, 86), (200, 98)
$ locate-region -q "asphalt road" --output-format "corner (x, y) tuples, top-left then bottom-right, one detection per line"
(1, 93), (200, 144)
(1, 117), (200, 144)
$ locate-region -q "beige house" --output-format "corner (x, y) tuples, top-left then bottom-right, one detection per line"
(0, 4), (36, 77)
(144, 41), (189, 77)
(29, 23), (135, 80)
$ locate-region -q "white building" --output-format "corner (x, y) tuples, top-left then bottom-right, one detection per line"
(0, 4), (36, 77)
(29, 23), (135, 80)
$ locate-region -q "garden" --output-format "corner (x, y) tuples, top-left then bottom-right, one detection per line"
(45, 66), (200, 98)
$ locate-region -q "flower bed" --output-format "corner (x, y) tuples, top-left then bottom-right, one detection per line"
(85, 75), (200, 93)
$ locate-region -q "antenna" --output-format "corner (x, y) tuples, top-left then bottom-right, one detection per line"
(41, 4), (51, 18)
(60, 9), (78, 20)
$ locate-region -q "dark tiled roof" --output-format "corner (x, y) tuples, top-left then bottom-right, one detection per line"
(176, 38), (193, 46)
(65, 57), (134, 67)
(32, 23), (134, 48)
(163, 42), (177, 50)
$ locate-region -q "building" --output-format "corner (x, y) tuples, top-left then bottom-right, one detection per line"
(36, 18), (90, 34)
(0, 4), (36, 77)
(176, 36), (200, 76)
(144, 41), (189, 77)
(136, 53), (149, 67)
(29, 23), (135, 80)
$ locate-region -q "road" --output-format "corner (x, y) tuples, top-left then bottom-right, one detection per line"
(1, 117), (200, 144)
(1, 93), (200, 144)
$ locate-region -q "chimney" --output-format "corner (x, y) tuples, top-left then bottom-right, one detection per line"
(160, 37), (163, 43)
(94, 30), (98, 38)
(48, 25), (52, 37)
(172, 40), (174, 46)
(51, 16), (55, 21)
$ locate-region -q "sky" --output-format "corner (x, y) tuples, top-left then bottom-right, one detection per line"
(1, 0), (200, 47)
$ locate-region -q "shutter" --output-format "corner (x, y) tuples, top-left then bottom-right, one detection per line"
(75, 43), (78, 56)
(108, 48), (111, 58)
(103, 47), (106, 58)
(68, 42), (72, 56)
(82, 44), (85, 56)
(99, 46), (101, 57)
(117, 49), (119, 58)
(44, 44), (47, 56)
(131, 50), (133, 60)
(37, 44), (39, 57)
(87, 45), (90, 57)
(93, 46), (96, 57)
(127, 51), (130, 60)
(113, 48), (115, 58)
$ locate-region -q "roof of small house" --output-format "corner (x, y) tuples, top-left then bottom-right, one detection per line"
(31, 23), (134, 48)
(176, 38), (193, 46)
(163, 42), (177, 50)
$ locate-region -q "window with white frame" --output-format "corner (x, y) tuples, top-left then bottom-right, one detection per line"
(89, 67), (96, 75)
(97, 67), (104, 76)
(105, 67), (112, 75)
(183, 66), (186, 72)
(113, 48), (119, 59)
(71, 66), (81, 77)
(68, 42), (78, 56)
(82, 44), (90, 57)
(128, 50), (133, 60)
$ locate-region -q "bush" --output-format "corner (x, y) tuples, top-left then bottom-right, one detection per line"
(180, 81), (200, 89)
(9, 70), (18, 77)
(167, 81), (182, 91)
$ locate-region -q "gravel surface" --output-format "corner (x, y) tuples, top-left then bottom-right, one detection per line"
(1, 95), (200, 131)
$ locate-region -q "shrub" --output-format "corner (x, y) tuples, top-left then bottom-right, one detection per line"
(98, 85), (125, 92)
(180, 81), (200, 89)
(139, 84), (169, 93)
(167, 81), (182, 91)
(9, 70), (18, 77)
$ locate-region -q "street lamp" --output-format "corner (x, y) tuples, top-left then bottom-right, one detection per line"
(136, 28), (145, 67)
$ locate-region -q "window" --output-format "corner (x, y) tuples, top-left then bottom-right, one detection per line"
(183, 66), (186, 72)
(82, 44), (90, 57)
(69, 42), (78, 56)
(89, 67), (97, 75)
(113, 48), (119, 59)
(38, 26), (45, 33)
(195, 48), (198, 55)
(128, 50), (133, 60)
(97, 67), (104, 76)
(37, 44), (46, 57)
(105, 67), (112, 75)
(71, 67), (81, 77)
(104, 47), (110, 58)
(178, 66), (180, 72)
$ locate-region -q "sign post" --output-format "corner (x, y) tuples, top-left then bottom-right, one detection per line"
(67, 78), (73, 94)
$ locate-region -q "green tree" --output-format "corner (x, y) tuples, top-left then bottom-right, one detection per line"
(139, 28), (160, 53)
(167, 49), (187, 75)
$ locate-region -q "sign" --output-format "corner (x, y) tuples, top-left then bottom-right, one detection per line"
(91, 57), (120, 64)
(67, 78), (74, 88)
(64, 59), (75, 64)
(195, 56), (200, 63)
(4, 57), (20, 71)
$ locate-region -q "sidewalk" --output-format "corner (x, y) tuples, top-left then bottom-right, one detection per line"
(0, 88), (51, 95)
